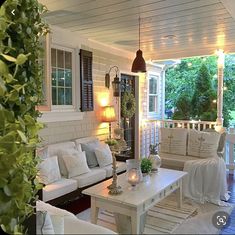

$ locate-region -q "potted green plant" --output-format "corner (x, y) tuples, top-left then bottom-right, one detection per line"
(141, 158), (152, 179)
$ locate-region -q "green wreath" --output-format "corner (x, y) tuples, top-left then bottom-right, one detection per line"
(121, 92), (136, 118)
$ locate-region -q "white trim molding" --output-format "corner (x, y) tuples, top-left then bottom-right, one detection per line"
(38, 111), (84, 123)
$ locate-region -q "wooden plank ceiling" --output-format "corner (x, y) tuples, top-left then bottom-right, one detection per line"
(39, 0), (235, 60)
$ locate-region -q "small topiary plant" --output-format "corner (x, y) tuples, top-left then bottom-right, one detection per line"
(141, 158), (152, 174)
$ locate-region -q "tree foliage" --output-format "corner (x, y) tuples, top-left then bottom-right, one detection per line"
(165, 55), (235, 127)
(0, 0), (48, 233)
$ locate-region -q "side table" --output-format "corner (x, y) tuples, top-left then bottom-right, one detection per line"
(115, 153), (133, 162)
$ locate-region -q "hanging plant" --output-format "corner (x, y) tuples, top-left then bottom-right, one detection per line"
(0, 0), (48, 234)
(121, 92), (136, 118)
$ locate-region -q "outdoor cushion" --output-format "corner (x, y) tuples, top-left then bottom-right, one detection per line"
(36, 211), (55, 234)
(62, 151), (90, 178)
(43, 178), (77, 202)
(72, 168), (106, 188)
(58, 149), (88, 177)
(188, 129), (220, 158)
(81, 141), (101, 168)
(160, 152), (198, 169)
(47, 141), (77, 157)
(38, 156), (61, 185)
(95, 144), (113, 167)
(101, 161), (127, 178)
(160, 128), (188, 155)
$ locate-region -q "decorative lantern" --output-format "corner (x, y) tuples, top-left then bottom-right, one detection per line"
(126, 159), (142, 190)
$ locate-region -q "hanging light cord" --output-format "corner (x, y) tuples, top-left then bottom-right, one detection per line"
(138, 16), (140, 50)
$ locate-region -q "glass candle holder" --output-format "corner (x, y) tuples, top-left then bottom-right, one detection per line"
(127, 168), (141, 189)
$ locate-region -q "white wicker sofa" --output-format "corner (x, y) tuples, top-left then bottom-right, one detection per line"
(38, 137), (126, 205)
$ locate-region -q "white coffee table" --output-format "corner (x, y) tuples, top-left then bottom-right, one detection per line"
(83, 168), (187, 234)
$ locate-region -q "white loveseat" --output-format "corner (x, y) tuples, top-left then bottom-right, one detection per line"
(38, 137), (127, 204)
(159, 128), (226, 170)
(159, 127), (229, 204)
(36, 200), (116, 234)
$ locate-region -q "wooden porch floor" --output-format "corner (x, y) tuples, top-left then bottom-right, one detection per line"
(220, 173), (235, 235)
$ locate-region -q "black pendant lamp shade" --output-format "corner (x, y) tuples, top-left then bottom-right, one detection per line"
(131, 49), (146, 73)
(131, 17), (146, 73)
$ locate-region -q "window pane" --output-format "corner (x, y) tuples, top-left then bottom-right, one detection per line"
(65, 88), (72, 105)
(149, 77), (157, 94)
(149, 96), (155, 112)
(57, 49), (64, 68)
(52, 87), (57, 105)
(65, 69), (72, 87)
(52, 68), (57, 86)
(51, 48), (56, 67)
(58, 88), (64, 105)
(65, 51), (72, 69)
(58, 69), (65, 87)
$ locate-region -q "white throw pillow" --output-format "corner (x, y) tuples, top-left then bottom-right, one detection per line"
(38, 156), (61, 185)
(95, 144), (113, 168)
(37, 211), (55, 234)
(188, 129), (220, 158)
(57, 148), (83, 177)
(159, 128), (188, 155)
(50, 214), (64, 234)
(62, 151), (90, 178)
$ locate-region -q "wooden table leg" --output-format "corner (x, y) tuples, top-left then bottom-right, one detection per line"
(176, 179), (183, 208)
(131, 210), (141, 234)
(90, 197), (99, 224)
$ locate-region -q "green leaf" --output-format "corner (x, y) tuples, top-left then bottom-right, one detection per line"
(0, 6), (5, 17)
(15, 53), (30, 65)
(17, 130), (27, 143)
(3, 185), (12, 196)
(1, 54), (16, 62)
(0, 77), (6, 96)
(0, 60), (8, 75)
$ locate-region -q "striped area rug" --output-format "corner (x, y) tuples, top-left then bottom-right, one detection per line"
(77, 195), (198, 234)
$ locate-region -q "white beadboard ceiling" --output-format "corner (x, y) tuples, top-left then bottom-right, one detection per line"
(39, 0), (235, 60)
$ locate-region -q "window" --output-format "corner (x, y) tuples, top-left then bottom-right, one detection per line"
(51, 47), (73, 108)
(148, 74), (159, 114)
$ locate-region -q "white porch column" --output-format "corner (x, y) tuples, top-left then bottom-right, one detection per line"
(216, 49), (225, 128)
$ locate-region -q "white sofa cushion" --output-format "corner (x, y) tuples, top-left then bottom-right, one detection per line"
(50, 214), (64, 234)
(72, 168), (106, 188)
(37, 211), (55, 234)
(101, 161), (127, 178)
(160, 152), (199, 169)
(188, 129), (220, 158)
(38, 156), (61, 185)
(47, 141), (77, 157)
(160, 128), (188, 155)
(95, 144), (113, 167)
(62, 151), (90, 178)
(43, 178), (77, 202)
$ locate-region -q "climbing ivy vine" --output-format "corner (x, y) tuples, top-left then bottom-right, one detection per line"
(0, 0), (48, 233)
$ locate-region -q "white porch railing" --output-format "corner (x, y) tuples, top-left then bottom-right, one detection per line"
(141, 119), (235, 175)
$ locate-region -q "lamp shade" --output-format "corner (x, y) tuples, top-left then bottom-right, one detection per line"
(131, 49), (146, 73)
(101, 105), (116, 122)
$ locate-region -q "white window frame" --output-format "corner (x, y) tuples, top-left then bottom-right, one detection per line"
(147, 72), (160, 118)
(51, 44), (76, 112)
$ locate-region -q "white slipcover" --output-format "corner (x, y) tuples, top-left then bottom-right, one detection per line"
(43, 178), (77, 202)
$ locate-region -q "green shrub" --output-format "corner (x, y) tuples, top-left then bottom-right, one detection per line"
(141, 158), (152, 174)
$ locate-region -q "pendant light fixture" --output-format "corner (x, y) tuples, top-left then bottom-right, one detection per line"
(131, 16), (146, 73)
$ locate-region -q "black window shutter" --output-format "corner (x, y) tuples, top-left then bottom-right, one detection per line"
(80, 49), (94, 111)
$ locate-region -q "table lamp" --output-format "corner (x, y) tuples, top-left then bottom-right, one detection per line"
(101, 105), (117, 139)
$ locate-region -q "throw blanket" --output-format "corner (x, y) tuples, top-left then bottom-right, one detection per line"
(183, 157), (230, 205)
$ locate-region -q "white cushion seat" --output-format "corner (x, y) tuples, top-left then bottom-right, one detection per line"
(101, 161), (127, 178)
(72, 168), (106, 188)
(43, 178), (77, 202)
(160, 152), (199, 169)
